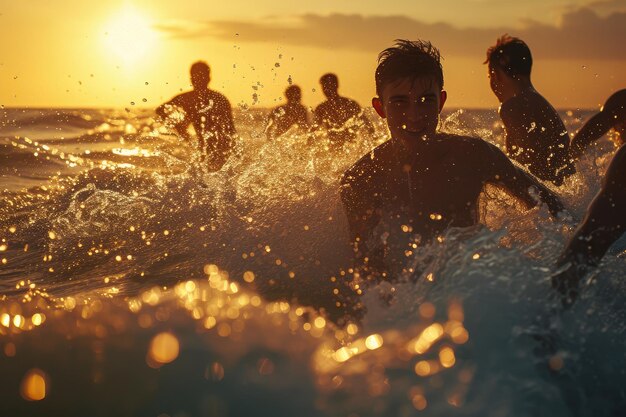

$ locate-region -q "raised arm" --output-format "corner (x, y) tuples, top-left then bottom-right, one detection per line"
(569, 110), (614, 160)
(570, 89), (625, 160)
(482, 141), (564, 217)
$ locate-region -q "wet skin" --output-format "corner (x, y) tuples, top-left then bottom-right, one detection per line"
(489, 67), (574, 185)
(156, 71), (236, 171)
(341, 77), (564, 271)
(553, 144), (626, 306)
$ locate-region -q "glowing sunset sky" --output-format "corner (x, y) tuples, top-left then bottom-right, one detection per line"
(1, 0), (624, 109)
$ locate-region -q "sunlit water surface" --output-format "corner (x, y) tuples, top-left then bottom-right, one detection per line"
(0, 107), (624, 416)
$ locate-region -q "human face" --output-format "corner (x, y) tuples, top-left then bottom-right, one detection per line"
(488, 66), (504, 101)
(372, 77), (446, 147)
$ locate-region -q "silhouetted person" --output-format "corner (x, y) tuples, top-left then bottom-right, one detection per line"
(313, 73), (374, 145)
(569, 89), (625, 161)
(552, 144), (626, 306)
(156, 61), (236, 171)
(265, 85), (310, 140)
(485, 35), (574, 186)
(341, 39), (564, 276)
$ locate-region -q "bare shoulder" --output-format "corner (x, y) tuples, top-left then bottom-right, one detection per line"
(169, 91), (194, 105)
(207, 89), (231, 106)
(499, 95), (528, 121)
(341, 141), (393, 186)
(440, 133), (496, 153)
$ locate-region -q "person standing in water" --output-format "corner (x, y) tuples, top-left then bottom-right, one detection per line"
(552, 90), (626, 306)
(265, 85), (310, 140)
(485, 35), (574, 186)
(313, 73), (375, 145)
(569, 89), (625, 161)
(156, 61), (236, 171)
(340, 39), (564, 276)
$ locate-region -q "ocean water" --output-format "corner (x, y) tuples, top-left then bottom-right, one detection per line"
(0, 106), (624, 416)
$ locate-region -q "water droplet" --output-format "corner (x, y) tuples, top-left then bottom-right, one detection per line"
(142, 98), (147, 102)
(274, 62), (280, 68)
(130, 101), (135, 105)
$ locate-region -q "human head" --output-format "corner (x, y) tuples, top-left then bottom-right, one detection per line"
(190, 61), (210, 90)
(285, 85), (302, 103)
(374, 39), (444, 100)
(371, 39), (447, 146)
(320, 73), (339, 98)
(485, 35), (532, 79)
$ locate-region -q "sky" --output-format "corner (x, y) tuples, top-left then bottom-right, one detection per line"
(0, 0), (624, 109)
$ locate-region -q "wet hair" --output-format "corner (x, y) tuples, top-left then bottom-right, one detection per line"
(484, 35), (532, 78)
(285, 85), (302, 102)
(320, 73), (339, 90)
(375, 39), (444, 98)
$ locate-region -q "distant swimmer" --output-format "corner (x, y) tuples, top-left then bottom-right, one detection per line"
(341, 39), (564, 275)
(265, 85), (310, 140)
(313, 73), (375, 145)
(485, 35), (574, 186)
(569, 89), (625, 161)
(552, 144), (626, 306)
(156, 61), (236, 171)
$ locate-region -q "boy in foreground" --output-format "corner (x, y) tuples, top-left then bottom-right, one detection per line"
(340, 39), (564, 275)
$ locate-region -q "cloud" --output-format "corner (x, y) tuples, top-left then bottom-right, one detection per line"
(155, 8), (626, 60)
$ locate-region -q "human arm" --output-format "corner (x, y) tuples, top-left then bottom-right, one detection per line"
(569, 110), (614, 160)
(297, 105), (311, 129)
(557, 146), (626, 265)
(220, 98), (237, 136)
(264, 110), (277, 140)
(499, 101), (533, 158)
(552, 148), (626, 306)
(155, 95), (193, 139)
(482, 141), (565, 217)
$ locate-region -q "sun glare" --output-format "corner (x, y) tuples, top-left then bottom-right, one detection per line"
(102, 7), (158, 66)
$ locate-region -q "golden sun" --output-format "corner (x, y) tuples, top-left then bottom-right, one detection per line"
(102, 7), (158, 66)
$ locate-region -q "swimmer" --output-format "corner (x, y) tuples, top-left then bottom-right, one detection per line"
(313, 73), (375, 145)
(485, 35), (574, 186)
(156, 61), (236, 171)
(265, 85), (310, 140)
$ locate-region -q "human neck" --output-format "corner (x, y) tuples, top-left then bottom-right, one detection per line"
(500, 77), (533, 103)
(393, 133), (438, 158)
